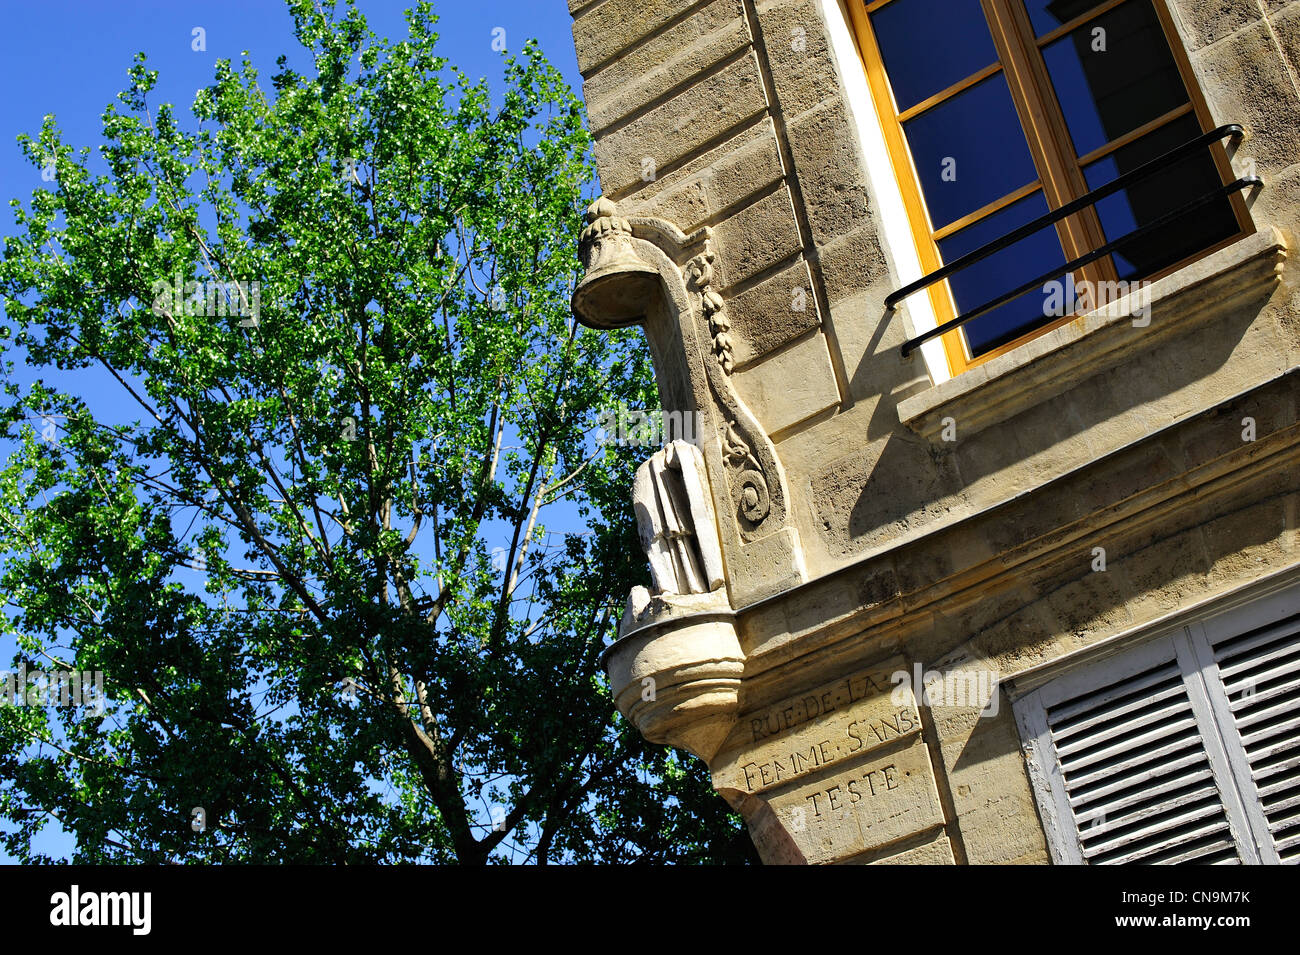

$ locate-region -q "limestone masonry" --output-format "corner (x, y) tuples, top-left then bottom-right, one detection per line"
(568, 0), (1300, 864)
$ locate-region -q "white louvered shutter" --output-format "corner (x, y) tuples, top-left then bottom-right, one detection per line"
(1206, 608), (1300, 863)
(1040, 650), (1242, 864)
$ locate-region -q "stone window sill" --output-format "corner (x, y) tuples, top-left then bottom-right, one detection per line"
(896, 227), (1289, 441)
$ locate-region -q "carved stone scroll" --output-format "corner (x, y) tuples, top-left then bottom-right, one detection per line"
(684, 239), (786, 539)
(572, 195), (799, 564)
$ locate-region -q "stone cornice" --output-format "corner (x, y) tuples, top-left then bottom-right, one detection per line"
(734, 372), (1300, 697)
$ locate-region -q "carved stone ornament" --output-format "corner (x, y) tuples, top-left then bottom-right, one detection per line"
(684, 247), (734, 375)
(572, 196), (805, 761)
(572, 196), (788, 541)
(683, 238), (782, 536)
(571, 197), (660, 329)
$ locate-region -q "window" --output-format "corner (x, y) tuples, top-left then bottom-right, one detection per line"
(1014, 583), (1300, 864)
(847, 0), (1253, 378)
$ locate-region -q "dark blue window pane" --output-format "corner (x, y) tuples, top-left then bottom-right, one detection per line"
(1042, 0), (1188, 158)
(1021, 0), (1108, 36)
(936, 191), (1068, 356)
(902, 73), (1039, 230)
(1084, 115), (1239, 281)
(872, 0), (998, 112)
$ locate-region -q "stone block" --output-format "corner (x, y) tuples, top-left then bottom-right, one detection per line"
(1190, 21), (1300, 174)
(583, 0), (750, 133)
(592, 52), (769, 196)
(732, 330), (840, 435)
(1167, 0), (1264, 50)
(712, 184), (804, 289)
(705, 125), (790, 216)
(627, 119), (786, 232)
(785, 95), (872, 246)
(573, 0), (709, 74)
(862, 830), (955, 864)
(933, 689), (1049, 865)
(812, 224), (890, 309)
(809, 432), (957, 558)
(711, 657), (917, 796)
(760, 737), (946, 864)
(1028, 570), (1135, 643)
(753, 0), (842, 119)
(1266, 3), (1300, 107)
(725, 258), (821, 367)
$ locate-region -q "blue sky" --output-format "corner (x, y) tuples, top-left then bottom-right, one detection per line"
(0, 0), (585, 191)
(0, 0), (596, 865)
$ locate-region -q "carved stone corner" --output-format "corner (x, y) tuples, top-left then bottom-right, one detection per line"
(601, 586), (744, 763)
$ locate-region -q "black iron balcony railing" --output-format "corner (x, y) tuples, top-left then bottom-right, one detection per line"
(893, 124), (1262, 359)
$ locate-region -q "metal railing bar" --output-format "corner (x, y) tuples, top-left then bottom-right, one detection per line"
(900, 176), (1260, 358)
(885, 124), (1244, 310)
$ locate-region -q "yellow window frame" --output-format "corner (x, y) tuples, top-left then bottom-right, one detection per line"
(845, 0), (1253, 378)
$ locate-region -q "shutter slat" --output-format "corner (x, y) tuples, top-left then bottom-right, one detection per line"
(1253, 757), (1297, 783)
(1053, 697), (1191, 758)
(1243, 736), (1300, 764)
(1257, 770), (1300, 799)
(1239, 714), (1300, 750)
(1145, 838), (1240, 865)
(1081, 797), (1225, 855)
(1069, 765), (1213, 816)
(1051, 682), (1186, 745)
(1265, 800), (1300, 825)
(1047, 664), (1181, 723)
(1090, 818), (1233, 865)
(1213, 615), (1300, 666)
(1076, 783), (1221, 840)
(1229, 678), (1300, 721)
(1225, 673), (1300, 712)
(1058, 716), (1200, 780)
(1222, 657), (1300, 700)
(1261, 789), (1300, 818)
(1066, 753), (1206, 805)
(1223, 651), (1300, 687)
(1063, 734), (1204, 791)
(1273, 830), (1300, 857)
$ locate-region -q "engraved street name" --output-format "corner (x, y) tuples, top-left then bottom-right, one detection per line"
(774, 738), (945, 864)
(712, 657), (921, 795)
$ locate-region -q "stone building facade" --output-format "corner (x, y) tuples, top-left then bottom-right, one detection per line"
(568, 0), (1299, 864)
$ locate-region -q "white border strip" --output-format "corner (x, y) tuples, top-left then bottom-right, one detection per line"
(818, 0), (950, 385)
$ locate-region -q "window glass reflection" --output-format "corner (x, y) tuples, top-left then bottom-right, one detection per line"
(936, 191), (1068, 356)
(1084, 116), (1239, 281)
(872, 0), (998, 112)
(1041, 0), (1187, 158)
(1021, 0), (1109, 36)
(903, 73), (1039, 230)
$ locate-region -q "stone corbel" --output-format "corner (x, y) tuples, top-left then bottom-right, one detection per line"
(574, 196), (811, 760)
(604, 438), (741, 763)
(572, 197), (797, 552)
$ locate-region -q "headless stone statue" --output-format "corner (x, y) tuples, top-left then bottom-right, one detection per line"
(631, 440), (725, 596)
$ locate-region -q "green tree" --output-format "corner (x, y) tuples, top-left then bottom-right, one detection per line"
(0, 0), (755, 864)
